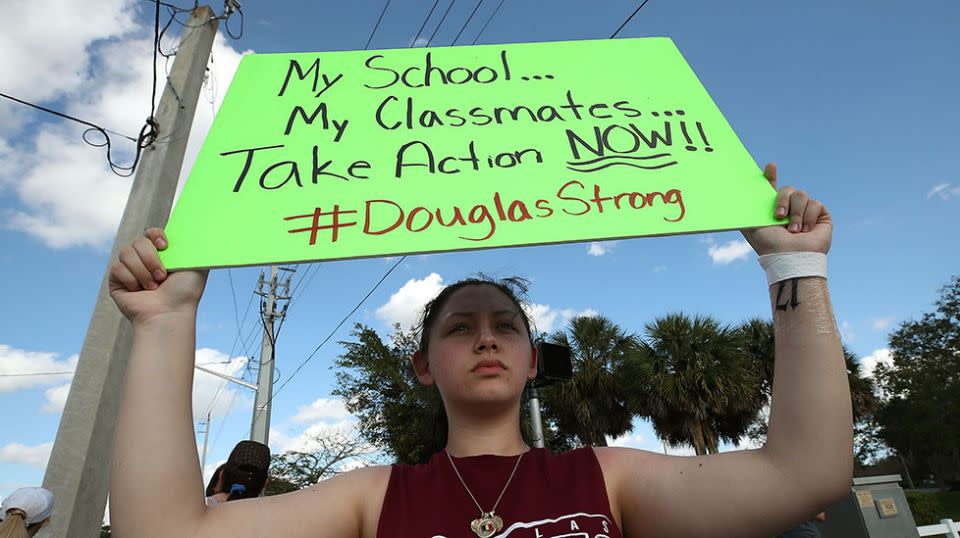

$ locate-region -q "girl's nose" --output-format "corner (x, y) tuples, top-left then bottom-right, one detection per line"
(475, 329), (498, 352)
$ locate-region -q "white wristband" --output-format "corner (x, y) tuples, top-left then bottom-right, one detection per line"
(758, 252), (827, 287)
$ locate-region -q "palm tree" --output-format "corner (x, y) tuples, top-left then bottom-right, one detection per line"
(541, 315), (638, 447)
(622, 313), (764, 455)
(738, 317), (879, 442)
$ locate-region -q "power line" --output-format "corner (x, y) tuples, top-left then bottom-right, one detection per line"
(149, 0), (161, 122)
(251, 256), (407, 426)
(0, 372), (73, 378)
(226, 268), (243, 340)
(470, 0), (506, 45)
(451, 0), (484, 45)
(0, 93), (137, 142)
(410, 0), (441, 47)
(364, 0), (393, 49)
(0, 91), (156, 177)
(610, 0), (652, 39)
(222, 0), (244, 39)
(426, 0), (457, 47)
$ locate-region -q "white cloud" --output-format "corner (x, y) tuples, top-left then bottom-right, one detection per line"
(872, 316), (895, 331)
(524, 304), (598, 334)
(270, 420), (360, 455)
(707, 239), (752, 265)
(376, 273), (445, 329)
(192, 348), (251, 421)
(0, 442), (54, 469)
(42, 383), (73, 414)
(927, 183), (960, 200)
(587, 241), (616, 256)
(291, 398), (352, 424)
(653, 265), (667, 273)
(841, 320), (856, 343)
(0, 4), (248, 250)
(0, 344), (76, 393)
(608, 433), (646, 448)
(859, 348), (893, 379)
(0, 0), (137, 102)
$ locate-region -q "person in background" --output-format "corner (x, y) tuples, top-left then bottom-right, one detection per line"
(205, 440), (271, 507)
(0, 487), (54, 538)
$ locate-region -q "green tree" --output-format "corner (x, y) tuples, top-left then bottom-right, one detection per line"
(875, 275), (960, 485)
(623, 313), (763, 455)
(334, 324), (446, 465)
(543, 315), (638, 447)
(740, 318), (879, 453)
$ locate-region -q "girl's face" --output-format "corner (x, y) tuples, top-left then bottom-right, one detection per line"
(413, 284), (538, 408)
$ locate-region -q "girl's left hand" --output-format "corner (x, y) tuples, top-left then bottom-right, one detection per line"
(741, 163), (832, 255)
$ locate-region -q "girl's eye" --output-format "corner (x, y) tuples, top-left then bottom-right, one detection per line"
(449, 323), (469, 333)
(498, 322), (517, 331)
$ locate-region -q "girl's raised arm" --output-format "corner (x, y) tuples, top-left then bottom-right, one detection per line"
(597, 164), (853, 537)
(109, 229), (389, 538)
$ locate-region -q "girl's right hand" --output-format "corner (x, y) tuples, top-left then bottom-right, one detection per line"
(109, 228), (208, 324)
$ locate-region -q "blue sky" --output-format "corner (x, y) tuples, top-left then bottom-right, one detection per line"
(1, 0), (957, 516)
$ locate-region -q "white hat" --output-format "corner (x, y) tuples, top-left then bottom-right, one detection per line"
(1, 487), (54, 525)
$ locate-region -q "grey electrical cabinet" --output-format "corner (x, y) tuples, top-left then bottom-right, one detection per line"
(820, 475), (920, 538)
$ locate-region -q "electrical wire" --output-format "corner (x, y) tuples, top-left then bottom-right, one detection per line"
(426, 0), (457, 47)
(227, 269), (242, 341)
(410, 0), (441, 47)
(223, 2), (244, 39)
(0, 93), (137, 143)
(364, 0), (393, 49)
(610, 0), (652, 39)
(470, 0), (506, 44)
(451, 0), (484, 45)
(0, 372), (73, 377)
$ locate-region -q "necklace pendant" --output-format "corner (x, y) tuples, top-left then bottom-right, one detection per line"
(470, 512), (504, 538)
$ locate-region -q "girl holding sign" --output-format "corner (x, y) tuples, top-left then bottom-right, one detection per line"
(108, 163), (851, 537)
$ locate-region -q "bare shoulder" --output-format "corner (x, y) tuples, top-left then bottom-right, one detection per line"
(203, 464), (392, 538)
(591, 447), (665, 504)
(305, 464), (393, 538)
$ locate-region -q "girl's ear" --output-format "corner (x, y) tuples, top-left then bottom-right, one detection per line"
(412, 351), (434, 386)
(526, 345), (539, 381)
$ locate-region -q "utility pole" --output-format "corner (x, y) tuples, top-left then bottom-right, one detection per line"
(199, 412), (212, 471)
(250, 266), (292, 445)
(39, 8), (217, 538)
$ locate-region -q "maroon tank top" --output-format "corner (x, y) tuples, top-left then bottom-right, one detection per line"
(376, 447), (623, 538)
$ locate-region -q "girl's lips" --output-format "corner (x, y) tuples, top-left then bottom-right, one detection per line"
(472, 360), (506, 374)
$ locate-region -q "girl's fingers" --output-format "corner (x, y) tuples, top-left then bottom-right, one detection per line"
(774, 185), (794, 219)
(132, 235), (166, 282)
(787, 190), (809, 233)
(763, 162), (778, 190)
(118, 245), (157, 291)
(801, 200), (822, 232)
(144, 227), (167, 250)
(111, 262), (142, 293)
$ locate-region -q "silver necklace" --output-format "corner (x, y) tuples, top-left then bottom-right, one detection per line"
(445, 447), (529, 538)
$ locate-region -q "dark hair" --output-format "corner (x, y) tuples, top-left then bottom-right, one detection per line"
(220, 462), (267, 501)
(219, 440), (271, 501)
(205, 463), (225, 496)
(416, 275), (534, 355)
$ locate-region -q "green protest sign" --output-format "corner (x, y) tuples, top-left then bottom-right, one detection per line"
(160, 37), (781, 269)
